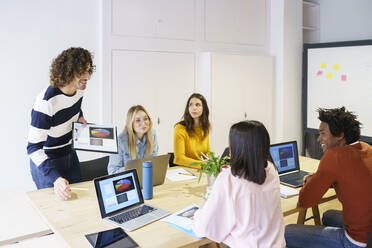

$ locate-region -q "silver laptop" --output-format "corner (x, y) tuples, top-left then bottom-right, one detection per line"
(269, 141), (309, 188)
(94, 169), (170, 231)
(125, 154), (170, 188)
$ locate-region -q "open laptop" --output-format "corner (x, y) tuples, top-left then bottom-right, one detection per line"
(94, 169), (170, 231)
(221, 147), (230, 163)
(125, 154), (170, 188)
(269, 141), (309, 188)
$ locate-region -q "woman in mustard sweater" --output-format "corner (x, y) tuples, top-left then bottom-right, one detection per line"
(173, 93), (211, 169)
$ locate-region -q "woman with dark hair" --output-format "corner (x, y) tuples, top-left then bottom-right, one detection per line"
(192, 121), (285, 247)
(173, 93), (211, 169)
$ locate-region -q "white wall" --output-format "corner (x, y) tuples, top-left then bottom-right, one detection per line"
(0, 0), (102, 190)
(0, 0), (306, 192)
(270, 0), (303, 148)
(313, 0), (372, 42)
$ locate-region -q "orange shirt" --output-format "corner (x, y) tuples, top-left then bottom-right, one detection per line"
(299, 142), (372, 243)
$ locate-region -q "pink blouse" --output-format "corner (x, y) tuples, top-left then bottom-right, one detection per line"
(192, 163), (285, 248)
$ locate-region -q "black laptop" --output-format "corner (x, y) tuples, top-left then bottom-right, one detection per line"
(269, 141), (309, 188)
(220, 147), (230, 163)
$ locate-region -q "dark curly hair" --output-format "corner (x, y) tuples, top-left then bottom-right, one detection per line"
(229, 120), (271, 185)
(317, 106), (361, 144)
(177, 93), (210, 137)
(50, 47), (95, 88)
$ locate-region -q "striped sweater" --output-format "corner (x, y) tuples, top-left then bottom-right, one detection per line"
(27, 86), (84, 183)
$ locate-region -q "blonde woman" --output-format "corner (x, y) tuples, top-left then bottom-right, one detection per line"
(108, 105), (158, 174)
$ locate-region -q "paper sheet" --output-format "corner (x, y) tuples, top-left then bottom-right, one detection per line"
(162, 204), (202, 239)
(280, 184), (299, 198)
(166, 168), (197, 181)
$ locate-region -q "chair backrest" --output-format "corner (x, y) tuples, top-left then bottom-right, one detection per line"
(168, 152), (179, 167)
(367, 230), (372, 248)
(80, 156), (109, 182)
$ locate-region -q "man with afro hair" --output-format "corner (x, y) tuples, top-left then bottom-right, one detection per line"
(285, 107), (372, 248)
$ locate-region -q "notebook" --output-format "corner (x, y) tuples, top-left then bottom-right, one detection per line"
(269, 141), (309, 188)
(94, 169), (170, 231)
(124, 154), (170, 188)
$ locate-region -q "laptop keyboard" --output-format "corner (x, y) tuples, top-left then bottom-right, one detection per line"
(109, 205), (154, 224)
(280, 171), (308, 184)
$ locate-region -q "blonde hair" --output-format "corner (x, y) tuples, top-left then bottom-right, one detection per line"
(124, 105), (154, 159)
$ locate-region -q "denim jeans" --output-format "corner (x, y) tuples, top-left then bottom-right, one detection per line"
(30, 150), (82, 189)
(285, 210), (366, 248)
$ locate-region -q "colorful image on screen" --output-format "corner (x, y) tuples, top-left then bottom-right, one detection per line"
(113, 177), (135, 194)
(89, 127), (114, 139)
(279, 147), (293, 160)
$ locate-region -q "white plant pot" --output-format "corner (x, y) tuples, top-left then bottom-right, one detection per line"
(207, 174), (217, 187)
(205, 174), (217, 199)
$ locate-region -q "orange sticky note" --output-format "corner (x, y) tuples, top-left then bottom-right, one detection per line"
(327, 73), (332, 79)
(321, 63), (326, 68)
(334, 64), (340, 70)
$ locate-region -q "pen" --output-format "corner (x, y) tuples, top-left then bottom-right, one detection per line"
(70, 187), (89, 191)
(185, 170), (196, 176)
(200, 152), (209, 160)
(178, 172), (195, 176)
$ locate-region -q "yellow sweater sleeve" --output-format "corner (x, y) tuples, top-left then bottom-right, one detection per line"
(173, 124), (210, 169)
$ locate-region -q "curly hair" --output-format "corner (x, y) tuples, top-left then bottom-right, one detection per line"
(177, 93), (210, 137)
(50, 47), (95, 88)
(317, 106), (361, 144)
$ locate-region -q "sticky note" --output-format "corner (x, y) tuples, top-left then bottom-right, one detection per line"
(316, 70), (323, 76)
(321, 63), (326, 68)
(327, 73), (332, 79)
(333, 64), (340, 70)
(341, 74), (347, 81)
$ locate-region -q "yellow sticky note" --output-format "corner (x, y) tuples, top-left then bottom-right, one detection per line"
(327, 73), (332, 79)
(321, 63), (326, 68)
(334, 64), (339, 70)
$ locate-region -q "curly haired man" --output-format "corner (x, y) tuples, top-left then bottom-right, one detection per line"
(285, 107), (372, 248)
(27, 47), (95, 200)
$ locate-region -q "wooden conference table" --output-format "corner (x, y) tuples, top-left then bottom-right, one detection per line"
(27, 156), (336, 248)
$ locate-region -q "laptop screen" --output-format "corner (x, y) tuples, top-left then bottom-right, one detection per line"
(95, 169), (143, 217)
(269, 141), (300, 174)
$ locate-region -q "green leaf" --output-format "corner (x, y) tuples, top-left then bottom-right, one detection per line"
(198, 170), (203, 183)
(197, 151), (230, 183)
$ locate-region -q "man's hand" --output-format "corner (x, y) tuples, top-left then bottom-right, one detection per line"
(303, 173), (314, 184)
(54, 177), (71, 200)
(77, 116), (87, 126)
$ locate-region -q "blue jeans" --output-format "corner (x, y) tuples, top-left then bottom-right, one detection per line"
(285, 210), (365, 248)
(30, 150), (82, 189)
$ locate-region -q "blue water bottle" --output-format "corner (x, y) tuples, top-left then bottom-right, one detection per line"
(142, 161), (153, 200)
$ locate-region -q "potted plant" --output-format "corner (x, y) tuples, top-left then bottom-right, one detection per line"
(190, 151), (230, 185)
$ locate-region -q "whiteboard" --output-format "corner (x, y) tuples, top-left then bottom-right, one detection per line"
(305, 41), (372, 138)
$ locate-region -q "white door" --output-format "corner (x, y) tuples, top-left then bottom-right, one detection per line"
(209, 53), (274, 155)
(112, 50), (195, 155)
(210, 53), (248, 155)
